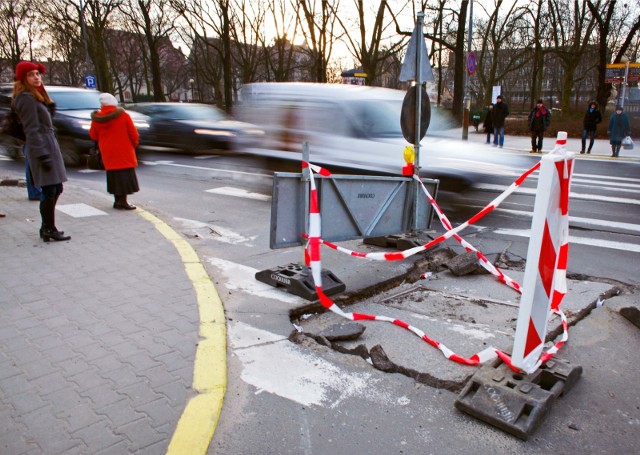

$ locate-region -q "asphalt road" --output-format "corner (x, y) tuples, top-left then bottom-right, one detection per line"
(2, 137), (639, 454)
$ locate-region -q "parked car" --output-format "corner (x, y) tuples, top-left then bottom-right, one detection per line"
(0, 85), (150, 166)
(0, 84), (20, 159)
(236, 83), (528, 191)
(126, 102), (265, 153)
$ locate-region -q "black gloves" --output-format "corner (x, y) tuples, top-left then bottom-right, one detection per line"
(47, 103), (57, 118)
(38, 154), (53, 170)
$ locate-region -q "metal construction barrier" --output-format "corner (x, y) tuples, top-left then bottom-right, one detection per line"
(295, 133), (581, 439)
(256, 141), (438, 298)
(300, 133), (576, 372)
(268, 173), (438, 249)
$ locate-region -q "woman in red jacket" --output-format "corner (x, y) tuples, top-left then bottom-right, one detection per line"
(89, 93), (140, 210)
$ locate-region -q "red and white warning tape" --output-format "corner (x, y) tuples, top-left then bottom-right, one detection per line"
(301, 143), (571, 371)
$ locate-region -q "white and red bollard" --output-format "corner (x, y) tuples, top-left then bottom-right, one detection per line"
(511, 132), (574, 373)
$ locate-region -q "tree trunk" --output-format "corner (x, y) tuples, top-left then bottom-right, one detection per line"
(222, 1), (233, 113)
(452, 1), (469, 121)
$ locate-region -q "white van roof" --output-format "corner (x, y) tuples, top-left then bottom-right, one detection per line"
(241, 82), (405, 102)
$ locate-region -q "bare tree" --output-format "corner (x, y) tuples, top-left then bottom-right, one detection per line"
(471, 1), (529, 107)
(35, 0), (97, 86)
(524, 0), (547, 107)
(119, 1), (179, 101)
(261, 0), (303, 82)
(331, 1), (406, 86)
(229, 0), (267, 84)
(0, 0), (37, 70)
(409, 0), (470, 120)
(548, 0), (598, 112)
(426, 0), (447, 106)
(171, 0), (233, 111)
(80, 0), (124, 93)
(297, 0), (341, 82)
(587, 0), (640, 108)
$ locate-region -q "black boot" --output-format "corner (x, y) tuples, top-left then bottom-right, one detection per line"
(42, 227), (71, 242)
(113, 195), (136, 210)
(40, 226), (64, 239)
(40, 196), (69, 241)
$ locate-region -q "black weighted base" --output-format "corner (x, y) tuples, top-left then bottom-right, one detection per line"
(255, 263), (346, 301)
(455, 356), (582, 440)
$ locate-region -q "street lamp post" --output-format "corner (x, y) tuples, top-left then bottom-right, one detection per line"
(188, 79), (194, 102)
(619, 56), (630, 108)
(462, 0), (474, 140)
(78, 0), (93, 86)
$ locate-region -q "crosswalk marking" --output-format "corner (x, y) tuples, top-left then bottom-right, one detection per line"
(140, 159), (272, 179)
(491, 228), (640, 253)
(205, 186), (270, 201)
(494, 208), (640, 233)
(56, 203), (108, 217)
(476, 183), (640, 205)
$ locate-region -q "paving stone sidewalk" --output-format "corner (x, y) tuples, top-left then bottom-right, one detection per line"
(0, 178), (199, 454)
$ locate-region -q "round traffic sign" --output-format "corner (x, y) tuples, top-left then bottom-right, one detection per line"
(400, 85), (430, 144)
(467, 52), (476, 75)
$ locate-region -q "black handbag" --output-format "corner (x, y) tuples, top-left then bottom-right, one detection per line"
(2, 109), (26, 142)
(87, 144), (104, 170)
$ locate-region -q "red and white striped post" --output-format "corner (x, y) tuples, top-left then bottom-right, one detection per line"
(511, 132), (574, 373)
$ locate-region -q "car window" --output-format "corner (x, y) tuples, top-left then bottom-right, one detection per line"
(167, 105), (227, 121)
(142, 106), (172, 118)
(50, 90), (101, 110)
(298, 103), (351, 136)
(350, 100), (403, 138)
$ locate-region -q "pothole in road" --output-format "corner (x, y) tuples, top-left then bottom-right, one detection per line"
(289, 250), (628, 391)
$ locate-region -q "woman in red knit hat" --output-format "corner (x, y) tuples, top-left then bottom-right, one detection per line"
(89, 93), (140, 210)
(13, 61), (70, 242)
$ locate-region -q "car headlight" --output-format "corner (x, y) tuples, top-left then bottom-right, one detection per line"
(244, 128), (265, 136)
(134, 121), (150, 129)
(77, 120), (92, 130)
(194, 129), (236, 137)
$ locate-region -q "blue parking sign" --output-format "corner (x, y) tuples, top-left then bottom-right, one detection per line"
(84, 75), (96, 89)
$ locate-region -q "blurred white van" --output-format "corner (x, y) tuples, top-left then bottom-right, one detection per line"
(237, 82), (526, 191)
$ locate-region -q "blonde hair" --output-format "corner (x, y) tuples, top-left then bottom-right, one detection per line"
(12, 80), (54, 105)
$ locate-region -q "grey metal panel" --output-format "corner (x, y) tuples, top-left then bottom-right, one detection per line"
(269, 172), (308, 249)
(270, 173), (439, 249)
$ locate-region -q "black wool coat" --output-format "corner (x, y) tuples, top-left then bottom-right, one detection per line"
(14, 92), (67, 187)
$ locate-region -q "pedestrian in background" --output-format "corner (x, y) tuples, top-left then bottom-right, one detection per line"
(13, 61), (70, 242)
(89, 93), (140, 210)
(491, 95), (509, 148)
(608, 105), (631, 158)
(483, 104), (494, 144)
(528, 99), (552, 153)
(581, 100), (602, 154)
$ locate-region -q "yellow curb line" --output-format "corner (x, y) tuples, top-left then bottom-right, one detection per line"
(136, 209), (226, 455)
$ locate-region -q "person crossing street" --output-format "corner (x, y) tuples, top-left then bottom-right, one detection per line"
(528, 99), (552, 153)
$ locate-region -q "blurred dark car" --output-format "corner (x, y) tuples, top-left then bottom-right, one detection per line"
(0, 84), (22, 159)
(126, 102), (265, 153)
(1, 85), (151, 166)
(237, 83), (529, 191)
